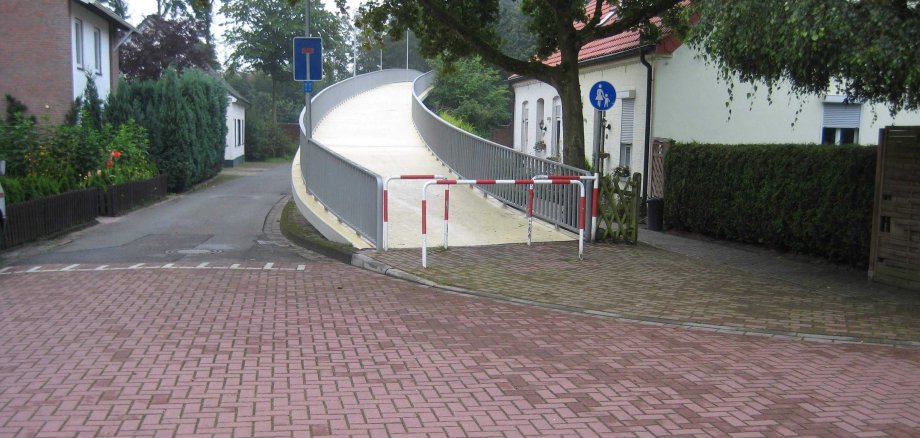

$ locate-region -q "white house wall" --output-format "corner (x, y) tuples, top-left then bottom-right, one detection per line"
(513, 79), (552, 158)
(225, 99), (246, 163)
(71, 1), (112, 101)
(653, 44), (920, 145)
(513, 58), (649, 174)
(578, 60), (649, 174)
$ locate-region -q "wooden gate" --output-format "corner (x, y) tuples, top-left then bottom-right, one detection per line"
(870, 126), (920, 290)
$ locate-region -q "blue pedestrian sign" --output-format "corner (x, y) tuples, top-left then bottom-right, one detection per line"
(589, 81), (616, 111)
(293, 37), (323, 82)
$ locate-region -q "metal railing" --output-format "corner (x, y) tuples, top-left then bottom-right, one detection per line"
(411, 71), (592, 233)
(298, 70), (422, 247)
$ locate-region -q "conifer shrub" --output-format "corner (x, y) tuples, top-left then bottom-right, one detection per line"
(106, 68), (227, 191)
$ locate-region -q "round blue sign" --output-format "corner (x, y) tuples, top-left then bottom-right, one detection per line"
(589, 81), (617, 111)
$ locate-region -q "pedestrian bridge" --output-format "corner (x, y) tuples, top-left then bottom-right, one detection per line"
(291, 69), (591, 250)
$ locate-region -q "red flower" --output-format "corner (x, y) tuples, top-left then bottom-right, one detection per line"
(111, 150), (122, 159)
(106, 160), (114, 168)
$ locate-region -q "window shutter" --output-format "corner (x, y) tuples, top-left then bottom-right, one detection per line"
(823, 103), (861, 128)
(620, 99), (635, 143)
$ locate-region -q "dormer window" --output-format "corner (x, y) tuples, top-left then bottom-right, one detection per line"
(599, 11), (615, 25)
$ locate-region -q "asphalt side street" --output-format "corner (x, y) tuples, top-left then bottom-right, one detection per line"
(1, 163), (322, 266)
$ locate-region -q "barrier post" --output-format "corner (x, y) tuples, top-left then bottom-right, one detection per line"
(422, 178), (585, 268)
(527, 184), (535, 246)
(384, 174), (446, 250)
(592, 172), (599, 241)
(443, 185), (449, 249)
(421, 181), (431, 267)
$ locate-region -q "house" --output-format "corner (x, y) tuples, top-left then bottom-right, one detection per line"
(511, 2), (920, 187)
(224, 86), (248, 167)
(0, 0), (135, 123)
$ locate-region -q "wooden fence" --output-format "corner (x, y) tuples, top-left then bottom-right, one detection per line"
(99, 174), (168, 216)
(2, 188), (99, 249)
(648, 138), (671, 199)
(1, 175), (168, 249)
(870, 126), (920, 290)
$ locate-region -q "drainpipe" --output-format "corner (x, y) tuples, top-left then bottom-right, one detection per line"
(639, 47), (653, 206)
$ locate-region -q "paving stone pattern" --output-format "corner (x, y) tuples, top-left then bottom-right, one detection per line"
(1, 264), (919, 436)
(370, 242), (920, 344)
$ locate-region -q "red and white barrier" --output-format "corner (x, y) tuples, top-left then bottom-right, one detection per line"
(528, 174), (599, 244)
(383, 174), (447, 250)
(421, 179), (586, 268)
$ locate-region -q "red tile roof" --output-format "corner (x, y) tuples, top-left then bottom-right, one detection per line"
(533, 1), (680, 68)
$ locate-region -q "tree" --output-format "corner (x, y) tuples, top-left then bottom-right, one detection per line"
(222, 0), (352, 123)
(426, 57), (511, 136)
(120, 15), (216, 81)
(357, 0), (686, 168)
(100, 0), (129, 19)
(354, 31), (430, 74)
(688, 0), (920, 114)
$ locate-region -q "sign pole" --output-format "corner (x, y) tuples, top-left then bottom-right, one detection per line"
(593, 109), (603, 176)
(303, 0), (312, 140)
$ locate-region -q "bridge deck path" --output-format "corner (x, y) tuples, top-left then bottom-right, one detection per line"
(314, 82), (573, 248)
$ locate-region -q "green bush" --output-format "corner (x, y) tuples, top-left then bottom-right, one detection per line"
(439, 111), (478, 135)
(427, 57), (512, 136)
(244, 117), (294, 161)
(0, 175), (64, 204)
(106, 68), (227, 191)
(0, 88), (156, 204)
(663, 143), (876, 267)
(81, 121), (157, 188)
(0, 112), (40, 177)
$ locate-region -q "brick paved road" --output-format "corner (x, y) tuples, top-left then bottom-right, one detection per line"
(2, 263), (918, 437)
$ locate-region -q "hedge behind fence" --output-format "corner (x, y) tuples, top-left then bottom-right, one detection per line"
(106, 69), (227, 192)
(663, 143), (876, 267)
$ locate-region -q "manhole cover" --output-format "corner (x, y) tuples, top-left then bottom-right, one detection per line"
(166, 249), (223, 255)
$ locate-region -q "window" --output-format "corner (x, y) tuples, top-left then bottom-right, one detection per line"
(822, 102), (861, 145)
(236, 119), (244, 146)
(93, 27), (102, 74)
(551, 97), (562, 158)
(822, 127), (858, 145)
(619, 98), (635, 168)
(536, 98), (545, 152)
(521, 101), (529, 152)
(74, 19), (84, 69)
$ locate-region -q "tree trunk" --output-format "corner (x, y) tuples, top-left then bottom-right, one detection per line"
(557, 73), (585, 169)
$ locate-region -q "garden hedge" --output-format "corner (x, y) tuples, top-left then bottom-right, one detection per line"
(663, 143), (876, 267)
(106, 69), (227, 192)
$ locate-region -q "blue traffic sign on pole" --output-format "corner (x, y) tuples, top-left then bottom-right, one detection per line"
(293, 37), (323, 82)
(589, 81), (616, 111)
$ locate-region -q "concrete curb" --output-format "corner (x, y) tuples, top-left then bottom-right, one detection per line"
(350, 252), (920, 349)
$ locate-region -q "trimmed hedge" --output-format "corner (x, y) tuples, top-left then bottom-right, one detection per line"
(106, 69), (227, 192)
(663, 143), (876, 267)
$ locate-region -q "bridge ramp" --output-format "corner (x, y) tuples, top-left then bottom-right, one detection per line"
(314, 82), (573, 248)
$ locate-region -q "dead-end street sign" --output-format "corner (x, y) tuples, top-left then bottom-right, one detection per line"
(293, 37), (323, 82)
